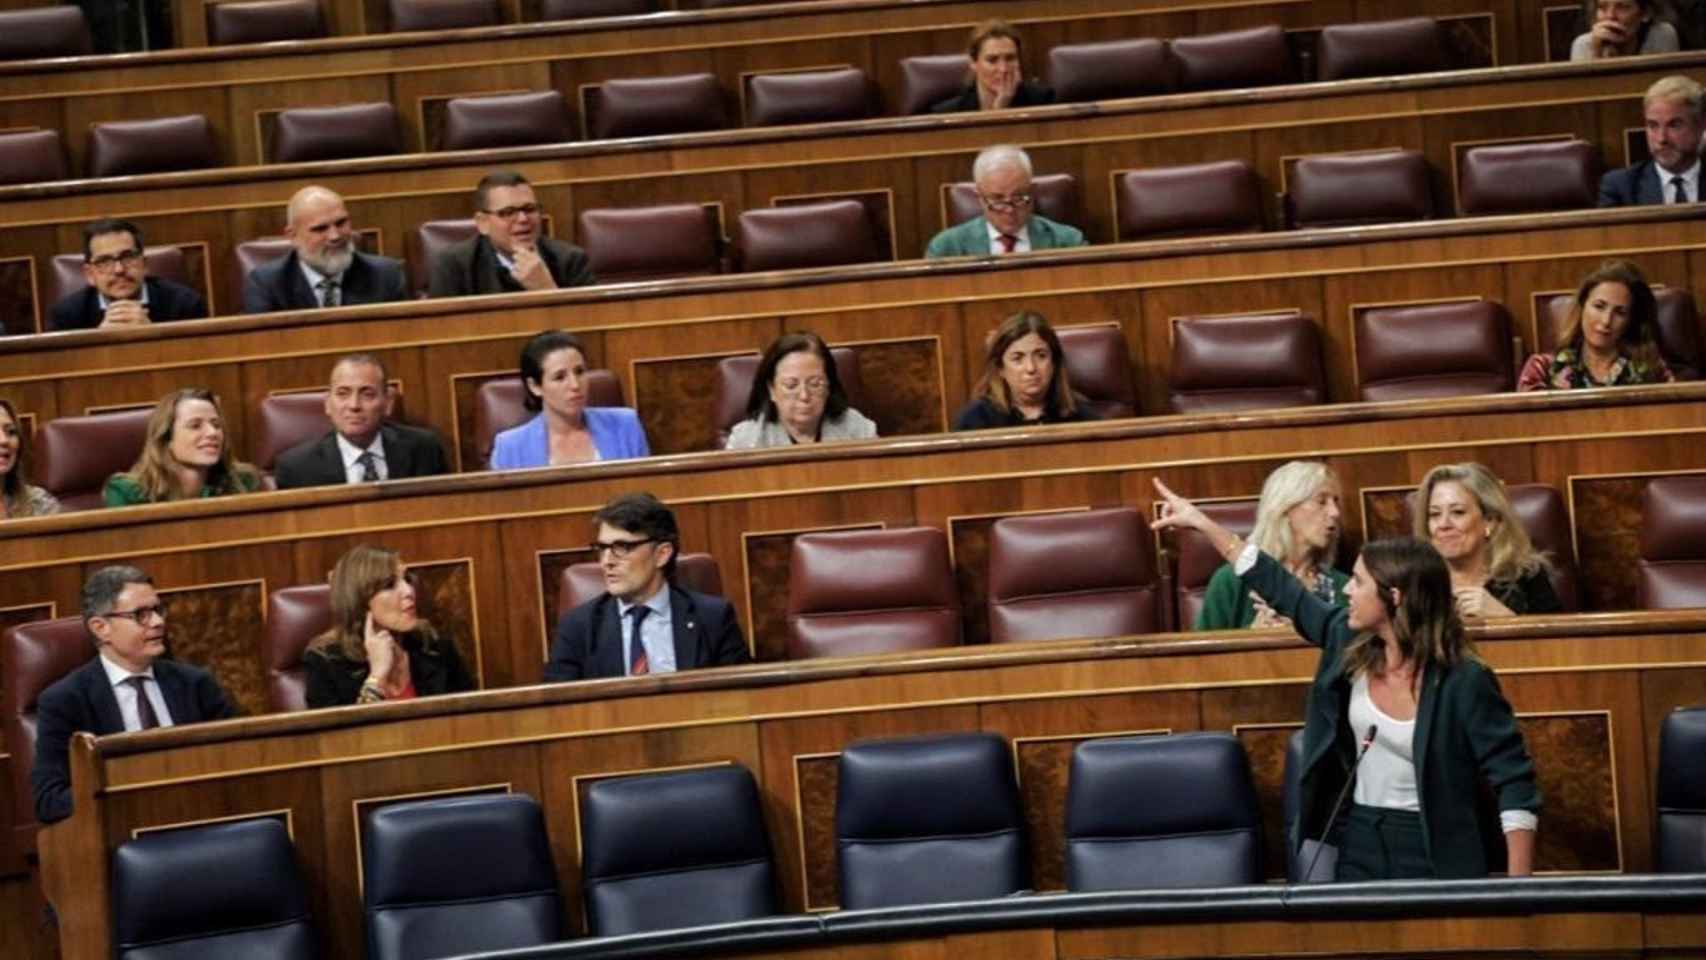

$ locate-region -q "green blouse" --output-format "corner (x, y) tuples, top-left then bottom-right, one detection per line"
(103, 470), (262, 507)
(1196, 561), (1348, 630)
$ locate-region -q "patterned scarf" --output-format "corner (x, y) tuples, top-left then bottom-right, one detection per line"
(1536, 346), (1670, 390)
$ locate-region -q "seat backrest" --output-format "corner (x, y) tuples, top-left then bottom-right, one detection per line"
(1355, 300), (1514, 402)
(1639, 475), (1706, 610)
(113, 818), (315, 959)
(581, 765), (777, 936)
(389, 0), (501, 31)
(1654, 287), (1703, 381)
(897, 53), (968, 114)
(1317, 17), (1444, 82)
(0, 129), (68, 186)
(577, 204), (722, 284)
(590, 73), (727, 139)
(1057, 324), (1138, 419)
(1282, 728), (1309, 881)
(471, 371), (622, 468)
(1065, 733), (1262, 891)
(0, 7), (92, 60)
(736, 200), (883, 272)
(1046, 38), (1175, 103)
(273, 102), (404, 164)
(1175, 499), (1258, 629)
(746, 68), (874, 127)
(540, 0), (656, 17)
(232, 237), (293, 310)
(1167, 312), (1326, 413)
(88, 115), (219, 178)
(786, 526), (960, 659)
(265, 584), (330, 712)
(710, 347), (867, 446)
(1656, 706), (1706, 872)
(47, 245), (193, 311)
(364, 793), (560, 960)
(254, 391), (335, 472)
(1287, 149), (1433, 228)
(1, 617), (93, 844)
(1116, 160), (1264, 240)
(209, 0), (327, 44)
(411, 219), (478, 296)
(1505, 484), (1579, 612)
(944, 173), (1079, 229)
(442, 90), (573, 151)
(32, 407), (153, 511)
(835, 732), (1026, 909)
(556, 554), (724, 623)
(1459, 140), (1597, 215)
(987, 507), (1159, 644)
(1171, 25), (1292, 91)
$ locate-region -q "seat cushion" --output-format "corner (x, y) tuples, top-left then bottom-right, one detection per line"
(736, 200), (882, 272)
(1355, 300), (1514, 401)
(1289, 150), (1432, 228)
(1459, 140), (1597, 215)
(1167, 312), (1326, 413)
(577, 204), (722, 283)
(389, 0), (501, 31)
(591, 73), (727, 139)
(987, 507), (1158, 644)
(0, 7), (91, 60)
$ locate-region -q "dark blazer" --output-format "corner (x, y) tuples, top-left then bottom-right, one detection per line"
(1241, 552), (1541, 879)
(1598, 160), (1668, 208)
(951, 395), (1098, 431)
(302, 630), (475, 708)
(545, 585), (749, 682)
(427, 235), (596, 298)
(31, 656), (236, 824)
(929, 80), (1055, 113)
(48, 276), (208, 332)
(273, 422), (451, 490)
(241, 249), (409, 314)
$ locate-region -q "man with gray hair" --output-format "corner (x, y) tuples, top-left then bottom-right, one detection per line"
(925, 144), (1087, 258)
(30, 565), (235, 823)
(1599, 75), (1705, 206)
(242, 185), (409, 313)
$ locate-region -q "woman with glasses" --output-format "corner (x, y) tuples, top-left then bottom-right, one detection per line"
(953, 311), (1099, 430)
(0, 399), (59, 518)
(304, 545), (475, 707)
(726, 331), (876, 449)
(489, 330), (649, 469)
(103, 388), (262, 506)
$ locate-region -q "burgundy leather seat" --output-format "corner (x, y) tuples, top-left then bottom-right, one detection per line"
(253, 390), (354, 479)
(0, 129), (69, 185)
(1542, 287), (1703, 381)
(264, 584), (330, 712)
(1316, 17), (1444, 81)
(472, 371), (622, 468)
(410, 219), (477, 296)
(555, 554), (724, 622)
(735, 200), (883, 272)
(2, 617), (94, 852)
(786, 527), (960, 659)
(590, 73), (727, 140)
(1355, 300), (1514, 401)
(88, 115), (219, 178)
(577, 205), (722, 283)
(1458, 140), (1597, 215)
(1057, 325), (1138, 420)
(746, 68), (875, 127)
(1174, 500), (1258, 629)
(1046, 39), (1174, 103)
(441, 91), (573, 151)
(1506, 484), (1580, 612)
(987, 508), (1160, 644)
(47, 246), (194, 311)
(232, 237), (294, 310)
(1286, 150), (1433, 228)
(1171, 25), (1292, 91)
(32, 407), (153, 511)
(209, 0), (327, 44)
(710, 347), (867, 447)
(272, 102), (404, 164)
(0, 7), (92, 60)
(944, 173), (1078, 230)
(540, 0), (655, 17)
(1638, 475), (1706, 610)
(389, 0), (501, 31)
(1167, 312), (1326, 413)
(1116, 160), (1264, 240)
(897, 54), (969, 115)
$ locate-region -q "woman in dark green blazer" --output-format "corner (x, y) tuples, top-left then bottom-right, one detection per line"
(1153, 478), (1540, 880)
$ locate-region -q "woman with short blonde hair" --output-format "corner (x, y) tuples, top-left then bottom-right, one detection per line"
(1412, 463), (1559, 617)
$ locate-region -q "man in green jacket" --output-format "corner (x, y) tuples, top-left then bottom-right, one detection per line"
(925, 145), (1088, 258)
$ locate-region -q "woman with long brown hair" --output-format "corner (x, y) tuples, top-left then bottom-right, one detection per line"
(953, 311), (1098, 430)
(1518, 260), (1673, 391)
(0, 398), (59, 518)
(102, 388), (261, 506)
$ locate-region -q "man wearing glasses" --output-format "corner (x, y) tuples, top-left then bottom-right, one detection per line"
(48, 219), (208, 331)
(243, 185), (409, 313)
(429, 170), (596, 298)
(925, 144), (1086, 258)
(545, 493), (748, 681)
(31, 566), (236, 824)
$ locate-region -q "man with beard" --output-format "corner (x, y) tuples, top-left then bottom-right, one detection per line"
(1599, 75), (1705, 207)
(48, 219), (208, 331)
(428, 170), (595, 297)
(242, 185), (409, 313)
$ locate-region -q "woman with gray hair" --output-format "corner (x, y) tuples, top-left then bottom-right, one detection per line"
(1196, 461), (1348, 630)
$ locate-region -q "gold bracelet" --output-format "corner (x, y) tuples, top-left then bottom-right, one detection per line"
(358, 678), (386, 704)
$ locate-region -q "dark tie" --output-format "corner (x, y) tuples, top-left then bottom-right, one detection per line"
(1672, 176), (1689, 205)
(125, 676), (159, 730)
(318, 277), (341, 308)
(997, 234), (1018, 253)
(355, 450), (379, 483)
(627, 606), (650, 676)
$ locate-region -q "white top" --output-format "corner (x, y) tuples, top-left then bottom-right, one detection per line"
(1349, 672), (1420, 812)
(98, 652), (176, 732)
(1659, 158), (1701, 204)
(336, 432), (388, 483)
(985, 219), (1032, 254)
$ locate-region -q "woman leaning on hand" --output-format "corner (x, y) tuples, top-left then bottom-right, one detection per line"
(1415, 463), (1561, 618)
(726, 331), (876, 449)
(1153, 477), (1540, 881)
(1196, 461), (1349, 631)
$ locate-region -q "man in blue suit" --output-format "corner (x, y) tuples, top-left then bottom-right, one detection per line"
(1599, 75), (1704, 207)
(925, 145), (1087, 258)
(545, 493), (749, 681)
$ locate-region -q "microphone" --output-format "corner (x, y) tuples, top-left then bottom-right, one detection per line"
(1301, 724), (1378, 884)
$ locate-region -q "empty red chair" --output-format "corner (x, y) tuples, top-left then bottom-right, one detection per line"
(1116, 160), (1264, 240)
(410, 219), (477, 296)
(441, 91), (573, 151)
(1171, 25), (1292, 91)
(1175, 500), (1258, 629)
(944, 173), (1079, 230)
(390, 0), (500, 31)
(897, 54), (969, 115)
(1167, 313), (1327, 413)
(746, 68), (875, 126)
(0, 129), (68, 186)
(0, 7), (91, 60)
(1506, 484), (1580, 612)
(88, 115), (219, 178)
(2, 617), (95, 852)
(1316, 18), (1444, 82)
(264, 584), (330, 712)
(987, 508), (1160, 644)
(735, 201), (883, 272)
(1458, 141), (1597, 215)
(32, 407), (153, 511)
(786, 527), (960, 659)
(272, 102), (404, 164)
(590, 74), (727, 139)
(577, 205), (723, 283)
(1355, 300), (1514, 401)
(1057, 325), (1138, 419)
(209, 0), (327, 44)
(1286, 150), (1433, 228)
(1638, 475), (1706, 610)
(1046, 39), (1174, 103)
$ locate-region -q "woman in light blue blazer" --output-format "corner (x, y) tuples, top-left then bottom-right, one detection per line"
(490, 330), (649, 469)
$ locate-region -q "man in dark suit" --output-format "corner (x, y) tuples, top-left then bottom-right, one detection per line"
(242, 185), (409, 313)
(546, 493), (749, 681)
(274, 353), (451, 489)
(428, 170), (595, 298)
(32, 565), (236, 824)
(1599, 75), (1704, 207)
(48, 218), (208, 332)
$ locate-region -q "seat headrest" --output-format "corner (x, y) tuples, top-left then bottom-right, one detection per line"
(582, 766), (769, 877)
(1289, 149), (1432, 228)
(441, 90), (573, 151)
(272, 102), (403, 164)
(1642, 475), (1706, 561)
(0, 129), (68, 186)
(746, 68), (875, 127)
(209, 0), (327, 44)
(1171, 25), (1291, 91)
(836, 733), (1019, 837)
(112, 818), (308, 948)
(897, 54), (969, 115)
(1117, 160), (1263, 240)
(1316, 17), (1444, 82)
(988, 508), (1154, 601)
(736, 200), (882, 272)
(1459, 140), (1597, 215)
(1046, 38), (1175, 103)
(787, 527), (957, 614)
(389, 0), (501, 31)
(0, 7), (92, 60)
(1066, 733), (1259, 835)
(1356, 300), (1513, 401)
(363, 793), (556, 904)
(591, 73), (727, 139)
(88, 115), (218, 178)
(577, 204), (721, 282)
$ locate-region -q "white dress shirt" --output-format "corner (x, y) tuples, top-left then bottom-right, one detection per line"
(985, 219), (1032, 254)
(98, 653), (176, 731)
(336, 432), (388, 483)
(1660, 158), (1701, 204)
(617, 584), (677, 675)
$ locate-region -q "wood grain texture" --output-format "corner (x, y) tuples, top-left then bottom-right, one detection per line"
(0, 259), (36, 338)
(156, 581), (267, 717)
(1522, 713), (1619, 872)
(1572, 477), (1648, 612)
(1237, 723), (1302, 882)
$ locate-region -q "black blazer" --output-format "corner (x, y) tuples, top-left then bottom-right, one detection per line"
(47, 276), (208, 332)
(929, 80), (1055, 113)
(427, 234), (596, 298)
(1598, 160), (1668, 207)
(302, 630), (475, 708)
(241, 249), (409, 314)
(273, 422), (452, 490)
(31, 656), (235, 824)
(545, 586), (749, 682)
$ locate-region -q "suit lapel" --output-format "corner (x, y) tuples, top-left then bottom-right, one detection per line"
(378, 424), (408, 476)
(669, 587), (698, 670)
(595, 598), (626, 678)
(151, 662), (196, 724)
(83, 661), (126, 735)
(1642, 164), (1666, 205)
(283, 253), (318, 309)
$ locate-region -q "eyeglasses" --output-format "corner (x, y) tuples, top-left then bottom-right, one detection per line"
(105, 602), (167, 624)
(481, 203), (542, 221)
(775, 377), (829, 397)
(87, 249), (144, 271)
(979, 193), (1034, 213)
(591, 538), (657, 559)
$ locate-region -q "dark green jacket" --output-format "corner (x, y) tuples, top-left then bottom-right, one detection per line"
(1196, 562), (1348, 630)
(1241, 551), (1541, 878)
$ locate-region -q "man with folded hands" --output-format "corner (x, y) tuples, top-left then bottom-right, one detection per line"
(925, 145), (1086, 258)
(49, 219), (207, 331)
(429, 170), (596, 297)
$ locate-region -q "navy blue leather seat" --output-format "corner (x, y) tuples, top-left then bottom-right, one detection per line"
(1657, 706), (1706, 872)
(835, 732), (1027, 909)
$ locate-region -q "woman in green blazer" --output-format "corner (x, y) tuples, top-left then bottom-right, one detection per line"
(1195, 460), (1349, 632)
(1154, 478), (1540, 881)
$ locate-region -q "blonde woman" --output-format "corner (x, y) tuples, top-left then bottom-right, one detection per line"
(1413, 463), (1560, 617)
(0, 399), (59, 518)
(103, 388), (261, 507)
(1196, 461), (1347, 630)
